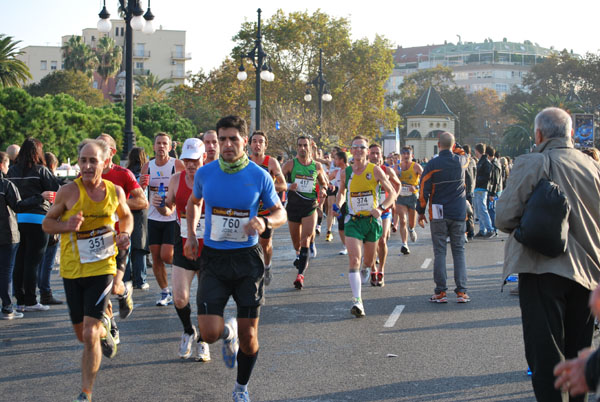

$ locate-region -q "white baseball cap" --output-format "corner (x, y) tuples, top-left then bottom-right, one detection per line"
(180, 138), (205, 160)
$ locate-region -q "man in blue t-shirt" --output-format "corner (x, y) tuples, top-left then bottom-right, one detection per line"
(184, 115), (286, 402)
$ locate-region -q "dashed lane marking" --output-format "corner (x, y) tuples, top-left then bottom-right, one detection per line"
(421, 258), (432, 269)
(384, 305), (405, 328)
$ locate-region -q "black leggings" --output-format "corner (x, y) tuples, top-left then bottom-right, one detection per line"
(13, 223), (49, 306)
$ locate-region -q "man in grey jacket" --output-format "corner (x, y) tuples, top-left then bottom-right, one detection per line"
(496, 107), (600, 402)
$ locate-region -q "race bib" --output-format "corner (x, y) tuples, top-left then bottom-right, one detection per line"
(350, 191), (374, 213)
(400, 185), (412, 196)
(294, 175), (314, 193)
(180, 213), (204, 239)
(76, 226), (116, 264)
(210, 207), (250, 242)
(432, 204), (444, 219)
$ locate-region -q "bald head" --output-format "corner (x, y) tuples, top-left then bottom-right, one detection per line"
(97, 133), (117, 150)
(438, 132), (455, 150)
(6, 144), (19, 161)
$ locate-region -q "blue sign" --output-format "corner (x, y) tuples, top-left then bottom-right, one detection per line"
(275, 120), (280, 130)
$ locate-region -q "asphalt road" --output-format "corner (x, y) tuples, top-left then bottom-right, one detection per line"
(0, 222), (585, 401)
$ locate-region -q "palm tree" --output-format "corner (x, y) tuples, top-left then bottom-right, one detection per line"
(134, 73), (174, 92)
(95, 36), (122, 89)
(0, 34), (32, 88)
(62, 36), (97, 78)
(502, 102), (538, 156)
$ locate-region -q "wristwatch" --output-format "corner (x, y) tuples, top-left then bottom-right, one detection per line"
(260, 215), (273, 238)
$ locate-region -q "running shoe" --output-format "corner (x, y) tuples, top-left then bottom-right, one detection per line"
(360, 268), (370, 284)
(325, 231), (333, 242)
(1, 306), (23, 320)
(232, 390), (250, 402)
(73, 392), (91, 401)
(370, 271), (378, 287)
(24, 303), (49, 312)
(156, 290), (173, 306)
(111, 319), (120, 345)
(222, 318), (239, 369)
(351, 297), (365, 317)
(377, 272), (385, 287)
(391, 224), (397, 233)
(140, 282), (150, 290)
(293, 274), (304, 290)
(338, 248), (348, 255)
(310, 243), (317, 258)
(179, 326), (198, 359)
(118, 281), (134, 319)
(409, 229), (417, 242)
(456, 292), (471, 303)
(264, 267), (272, 286)
(400, 245), (410, 255)
(315, 224), (321, 235)
(196, 341), (211, 362)
(100, 313), (117, 358)
(429, 291), (448, 303)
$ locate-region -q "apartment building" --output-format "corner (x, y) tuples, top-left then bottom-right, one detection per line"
(16, 46), (62, 85)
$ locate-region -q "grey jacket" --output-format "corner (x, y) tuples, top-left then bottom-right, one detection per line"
(496, 136), (600, 291)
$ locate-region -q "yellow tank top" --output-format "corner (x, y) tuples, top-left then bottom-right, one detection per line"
(346, 163), (378, 216)
(60, 178), (119, 279)
(399, 162), (419, 195)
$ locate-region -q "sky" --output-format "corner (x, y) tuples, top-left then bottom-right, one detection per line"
(2, 0), (599, 75)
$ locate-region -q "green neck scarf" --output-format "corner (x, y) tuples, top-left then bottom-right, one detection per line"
(219, 153), (250, 174)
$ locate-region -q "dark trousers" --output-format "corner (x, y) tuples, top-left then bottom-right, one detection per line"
(466, 195), (474, 238)
(519, 273), (594, 402)
(0, 243), (19, 307)
(13, 223), (48, 306)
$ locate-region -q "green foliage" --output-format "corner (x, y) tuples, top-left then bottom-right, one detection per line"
(133, 102), (197, 145)
(134, 73), (174, 92)
(62, 36), (98, 78)
(95, 36), (122, 89)
(166, 85), (221, 133)
(26, 70), (106, 107)
(0, 34), (32, 88)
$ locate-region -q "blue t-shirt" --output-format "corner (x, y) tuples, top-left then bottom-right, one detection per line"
(193, 160), (279, 249)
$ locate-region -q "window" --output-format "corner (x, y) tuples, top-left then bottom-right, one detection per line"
(135, 62), (144, 69)
(50, 61), (57, 70)
(40, 60), (47, 70)
(434, 145), (438, 154)
(115, 27), (119, 37)
(174, 45), (184, 58)
(120, 27), (124, 36)
(134, 43), (145, 57)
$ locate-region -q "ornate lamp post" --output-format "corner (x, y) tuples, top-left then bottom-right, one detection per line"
(236, 8), (274, 131)
(304, 49), (332, 131)
(97, 0), (156, 159)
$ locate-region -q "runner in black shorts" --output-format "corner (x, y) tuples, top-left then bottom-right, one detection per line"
(184, 116), (287, 402)
(153, 138), (211, 362)
(281, 136), (328, 289)
(42, 139), (133, 402)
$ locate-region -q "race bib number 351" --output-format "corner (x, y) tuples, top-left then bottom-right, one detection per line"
(210, 207), (250, 242)
(76, 226), (116, 264)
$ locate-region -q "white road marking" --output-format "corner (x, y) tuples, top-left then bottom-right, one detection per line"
(421, 258), (432, 269)
(384, 305), (405, 328)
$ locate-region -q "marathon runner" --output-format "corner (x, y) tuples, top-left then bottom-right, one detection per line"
(395, 146), (423, 255)
(248, 131), (286, 286)
(330, 150), (349, 255)
(141, 133), (185, 306)
(281, 136), (328, 289)
(42, 139), (133, 402)
(184, 115), (286, 402)
(335, 136), (396, 317)
(153, 138), (211, 362)
(368, 144), (401, 287)
(201, 130), (219, 164)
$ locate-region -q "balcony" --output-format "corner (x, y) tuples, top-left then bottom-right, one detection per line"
(170, 71), (186, 79)
(133, 68), (150, 76)
(171, 52), (191, 61)
(133, 50), (151, 59)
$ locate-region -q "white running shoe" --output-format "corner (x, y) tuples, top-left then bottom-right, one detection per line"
(156, 290), (173, 306)
(24, 303), (49, 312)
(409, 229), (417, 242)
(338, 248), (348, 255)
(351, 297), (365, 317)
(222, 318), (239, 369)
(196, 341), (211, 362)
(360, 268), (370, 284)
(310, 243), (317, 258)
(179, 326), (198, 359)
(232, 390), (250, 402)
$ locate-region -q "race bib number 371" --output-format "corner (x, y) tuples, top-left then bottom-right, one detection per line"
(210, 207), (250, 242)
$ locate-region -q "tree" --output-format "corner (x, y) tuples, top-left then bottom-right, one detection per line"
(27, 70), (106, 107)
(467, 88), (509, 148)
(62, 36), (98, 77)
(166, 84), (221, 133)
(133, 102), (196, 146)
(95, 36), (122, 89)
(0, 34), (32, 88)
(501, 102), (538, 157)
(134, 73), (174, 92)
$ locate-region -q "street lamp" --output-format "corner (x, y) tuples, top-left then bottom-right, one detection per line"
(236, 8), (274, 131)
(304, 48), (332, 131)
(97, 0), (156, 159)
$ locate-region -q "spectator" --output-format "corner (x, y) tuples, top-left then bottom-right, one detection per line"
(8, 138), (60, 311)
(462, 144), (477, 240)
(6, 144), (20, 167)
(36, 152), (63, 305)
(473, 143), (494, 238)
(125, 147), (150, 290)
(497, 107), (600, 401)
(486, 146), (502, 236)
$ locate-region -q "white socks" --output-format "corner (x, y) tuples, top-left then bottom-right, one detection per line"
(349, 271), (361, 299)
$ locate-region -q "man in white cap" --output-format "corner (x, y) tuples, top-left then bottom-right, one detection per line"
(153, 137), (211, 361)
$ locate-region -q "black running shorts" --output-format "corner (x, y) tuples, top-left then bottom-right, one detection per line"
(286, 192), (317, 223)
(172, 224), (203, 271)
(63, 274), (114, 324)
(148, 219), (177, 246)
(197, 244), (264, 319)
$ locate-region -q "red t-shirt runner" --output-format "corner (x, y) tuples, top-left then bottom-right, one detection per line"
(175, 172), (204, 257)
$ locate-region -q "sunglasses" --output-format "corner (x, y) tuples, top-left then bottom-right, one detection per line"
(351, 145), (367, 150)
